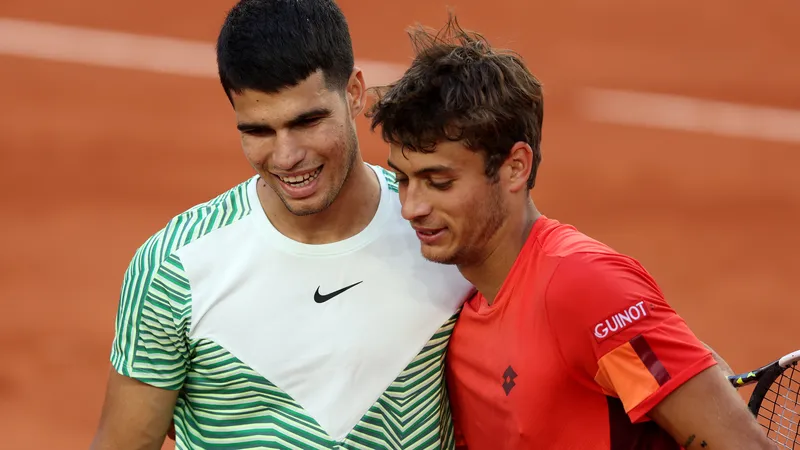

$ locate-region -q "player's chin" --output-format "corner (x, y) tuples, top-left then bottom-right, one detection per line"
(282, 194), (332, 216)
(418, 241), (460, 266)
(272, 176), (332, 215)
(420, 249), (460, 265)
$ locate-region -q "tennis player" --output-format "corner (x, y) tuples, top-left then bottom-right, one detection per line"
(368, 15), (776, 450)
(89, 1), (473, 449)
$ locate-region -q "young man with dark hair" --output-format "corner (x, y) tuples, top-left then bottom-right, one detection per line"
(90, 1), (473, 449)
(368, 15), (775, 450)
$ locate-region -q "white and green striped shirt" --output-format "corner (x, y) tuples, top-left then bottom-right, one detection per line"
(111, 164), (474, 449)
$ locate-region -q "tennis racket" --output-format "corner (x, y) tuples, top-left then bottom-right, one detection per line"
(727, 349), (800, 448)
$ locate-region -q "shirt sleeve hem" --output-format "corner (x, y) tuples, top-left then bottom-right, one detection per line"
(627, 353), (717, 423)
(110, 356), (185, 391)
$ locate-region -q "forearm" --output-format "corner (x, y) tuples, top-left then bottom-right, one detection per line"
(651, 365), (775, 449)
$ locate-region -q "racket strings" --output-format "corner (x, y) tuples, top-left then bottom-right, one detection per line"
(759, 363), (800, 449)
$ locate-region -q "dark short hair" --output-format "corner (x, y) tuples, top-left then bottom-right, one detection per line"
(366, 14), (544, 189)
(216, 0), (355, 100)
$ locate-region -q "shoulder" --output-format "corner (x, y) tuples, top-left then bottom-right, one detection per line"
(125, 178), (255, 278)
(532, 217), (620, 259)
(551, 251), (654, 291)
(543, 245), (664, 333)
(517, 218), (650, 300)
(542, 247), (676, 371)
(531, 218), (655, 296)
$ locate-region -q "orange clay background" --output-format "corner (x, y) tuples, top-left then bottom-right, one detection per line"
(1, 1), (799, 448)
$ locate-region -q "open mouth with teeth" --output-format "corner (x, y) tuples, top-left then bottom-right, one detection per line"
(277, 166), (322, 187)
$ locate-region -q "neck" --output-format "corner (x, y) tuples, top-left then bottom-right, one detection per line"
(459, 200), (540, 305)
(259, 160), (381, 244)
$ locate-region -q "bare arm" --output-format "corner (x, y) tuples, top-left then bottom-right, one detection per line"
(648, 364), (775, 449)
(702, 341), (734, 377)
(90, 368), (179, 450)
(99, 232), (191, 448)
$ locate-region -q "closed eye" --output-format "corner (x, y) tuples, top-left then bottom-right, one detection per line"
(428, 180), (453, 190)
(289, 109), (332, 128)
(240, 127), (274, 137)
(295, 116), (323, 127)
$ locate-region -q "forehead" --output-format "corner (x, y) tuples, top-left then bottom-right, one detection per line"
(389, 141), (484, 172)
(231, 72), (340, 124)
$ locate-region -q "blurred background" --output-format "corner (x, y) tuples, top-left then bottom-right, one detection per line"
(1, 0), (799, 448)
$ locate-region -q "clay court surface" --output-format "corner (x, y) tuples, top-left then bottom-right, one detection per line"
(1, 0), (799, 448)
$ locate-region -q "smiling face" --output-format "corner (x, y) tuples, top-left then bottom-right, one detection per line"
(231, 70), (364, 216)
(388, 141), (509, 266)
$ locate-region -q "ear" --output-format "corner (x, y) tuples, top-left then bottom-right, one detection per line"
(502, 142), (534, 193)
(346, 68), (367, 119)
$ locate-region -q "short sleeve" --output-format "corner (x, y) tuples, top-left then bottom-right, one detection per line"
(110, 243), (192, 391)
(544, 252), (716, 423)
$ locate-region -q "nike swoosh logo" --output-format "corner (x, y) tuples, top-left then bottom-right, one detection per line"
(314, 281), (363, 303)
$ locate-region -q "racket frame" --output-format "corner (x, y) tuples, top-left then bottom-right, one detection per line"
(727, 349), (800, 427)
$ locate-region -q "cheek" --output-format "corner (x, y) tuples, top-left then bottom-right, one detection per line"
(323, 123), (351, 156)
(300, 124), (347, 164)
(447, 189), (497, 236)
(438, 191), (478, 230)
(241, 137), (269, 168)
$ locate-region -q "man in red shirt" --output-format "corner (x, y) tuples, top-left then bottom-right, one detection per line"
(367, 14), (776, 450)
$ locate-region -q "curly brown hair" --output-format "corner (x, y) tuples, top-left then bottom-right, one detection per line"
(366, 13), (544, 189)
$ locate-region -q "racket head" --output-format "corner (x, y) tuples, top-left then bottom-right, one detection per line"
(747, 350), (800, 448)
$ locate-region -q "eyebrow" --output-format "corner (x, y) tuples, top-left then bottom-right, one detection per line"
(386, 159), (454, 177)
(237, 107), (333, 132)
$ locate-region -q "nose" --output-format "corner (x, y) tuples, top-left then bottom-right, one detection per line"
(272, 132), (306, 171)
(399, 182), (433, 222)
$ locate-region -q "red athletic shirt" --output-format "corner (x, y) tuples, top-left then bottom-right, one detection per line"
(446, 216), (717, 449)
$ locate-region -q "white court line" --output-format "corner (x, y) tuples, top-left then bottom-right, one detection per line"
(581, 88), (800, 145)
(3, 18), (800, 145)
(0, 18), (407, 86)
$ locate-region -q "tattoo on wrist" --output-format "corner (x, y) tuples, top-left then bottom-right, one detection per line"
(682, 435), (708, 448)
